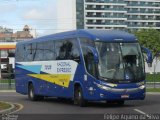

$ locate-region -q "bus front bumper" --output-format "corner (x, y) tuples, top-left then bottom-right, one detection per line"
(87, 83), (146, 101)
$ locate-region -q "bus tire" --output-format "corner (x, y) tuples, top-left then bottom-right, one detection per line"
(28, 84), (39, 101)
(74, 86), (87, 107)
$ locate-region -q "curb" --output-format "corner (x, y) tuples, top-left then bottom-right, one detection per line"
(0, 101), (14, 114)
(147, 82), (160, 84)
(0, 90), (16, 93)
(146, 92), (160, 95)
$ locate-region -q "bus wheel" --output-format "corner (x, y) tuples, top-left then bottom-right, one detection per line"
(74, 87), (87, 107)
(28, 84), (38, 101)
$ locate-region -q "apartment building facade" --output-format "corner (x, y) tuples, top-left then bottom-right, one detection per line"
(76, 0), (160, 31)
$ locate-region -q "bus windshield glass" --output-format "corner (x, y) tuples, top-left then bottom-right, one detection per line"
(95, 42), (145, 83)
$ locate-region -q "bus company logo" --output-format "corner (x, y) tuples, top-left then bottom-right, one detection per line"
(57, 61), (72, 73)
(57, 62), (71, 67)
(45, 65), (52, 70)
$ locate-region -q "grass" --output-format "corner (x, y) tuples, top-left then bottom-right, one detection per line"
(146, 88), (160, 92)
(146, 73), (160, 82)
(0, 102), (11, 111)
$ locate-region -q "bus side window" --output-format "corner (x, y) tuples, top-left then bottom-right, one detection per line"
(34, 43), (44, 61)
(16, 45), (25, 62)
(25, 44), (33, 61)
(66, 39), (80, 62)
(55, 41), (66, 60)
(43, 41), (55, 61)
(55, 39), (80, 62)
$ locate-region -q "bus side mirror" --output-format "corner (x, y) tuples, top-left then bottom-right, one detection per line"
(141, 46), (153, 67)
(87, 46), (99, 63)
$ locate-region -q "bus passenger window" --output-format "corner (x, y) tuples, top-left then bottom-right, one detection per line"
(56, 41), (66, 60)
(55, 39), (80, 61)
(43, 41), (55, 60)
(34, 43), (44, 61)
(25, 44), (33, 61)
(15, 45), (25, 62)
(66, 40), (80, 62)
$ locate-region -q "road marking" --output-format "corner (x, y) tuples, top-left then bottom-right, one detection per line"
(9, 103), (24, 114)
(134, 109), (150, 118)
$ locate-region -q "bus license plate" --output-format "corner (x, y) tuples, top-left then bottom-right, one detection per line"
(121, 95), (129, 99)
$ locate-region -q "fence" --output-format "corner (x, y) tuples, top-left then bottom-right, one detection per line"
(146, 58), (160, 88)
(0, 79), (15, 90)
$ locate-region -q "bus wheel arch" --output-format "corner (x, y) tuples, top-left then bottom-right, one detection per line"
(28, 82), (38, 101)
(74, 83), (87, 107)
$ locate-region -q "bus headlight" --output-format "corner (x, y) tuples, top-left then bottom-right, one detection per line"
(139, 85), (145, 90)
(95, 83), (111, 91)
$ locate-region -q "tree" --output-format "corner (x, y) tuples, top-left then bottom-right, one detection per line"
(134, 29), (160, 59)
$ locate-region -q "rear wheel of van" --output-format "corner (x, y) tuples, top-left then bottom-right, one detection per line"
(74, 87), (87, 107)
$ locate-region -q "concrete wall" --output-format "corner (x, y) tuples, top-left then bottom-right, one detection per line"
(145, 59), (160, 73)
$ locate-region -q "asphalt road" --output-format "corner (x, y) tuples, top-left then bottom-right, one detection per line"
(0, 92), (160, 120)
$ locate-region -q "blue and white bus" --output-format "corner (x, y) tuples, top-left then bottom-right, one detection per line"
(15, 30), (152, 106)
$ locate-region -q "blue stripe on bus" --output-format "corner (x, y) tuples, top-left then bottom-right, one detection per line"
(17, 65), (42, 74)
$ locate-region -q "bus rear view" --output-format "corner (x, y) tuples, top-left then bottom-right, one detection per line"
(15, 30), (152, 107)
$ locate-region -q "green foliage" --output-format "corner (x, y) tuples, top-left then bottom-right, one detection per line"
(134, 29), (160, 56)
(146, 88), (160, 92)
(146, 73), (160, 82)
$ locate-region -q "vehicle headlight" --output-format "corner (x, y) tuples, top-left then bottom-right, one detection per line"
(95, 83), (111, 91)
(139, 85), (145, 90)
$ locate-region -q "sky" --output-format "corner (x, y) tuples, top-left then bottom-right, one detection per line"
(0, 0), (76, 37)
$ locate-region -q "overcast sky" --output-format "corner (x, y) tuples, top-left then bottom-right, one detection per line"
(0, 0), (75, 36)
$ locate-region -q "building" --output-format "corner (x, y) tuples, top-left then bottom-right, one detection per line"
(0, 26), (13, 34)
(11, 25), (33, 41)
(81, 0), (160, 31)
(82, 0), (127, 30)
(125, 0), (160, 31)
(0, 26), (13, 42)
(0, 25), (33, 78)
(55, 0), (160, 32)
(0, 25), (33, 42)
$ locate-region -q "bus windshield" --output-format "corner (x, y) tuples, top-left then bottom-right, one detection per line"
(95, 42), (145, 83)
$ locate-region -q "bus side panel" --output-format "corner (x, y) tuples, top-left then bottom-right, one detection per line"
(16, 60), (82, 98)
(15, 63), (46, 96)
(41, 61), (84, 98)
(15, 63), (29, 95)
